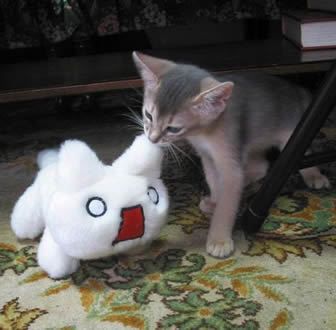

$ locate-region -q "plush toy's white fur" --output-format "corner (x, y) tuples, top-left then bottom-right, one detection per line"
(11, 135), (169, 279)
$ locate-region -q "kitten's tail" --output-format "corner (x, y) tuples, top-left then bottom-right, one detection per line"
(37, 149), (59, 169)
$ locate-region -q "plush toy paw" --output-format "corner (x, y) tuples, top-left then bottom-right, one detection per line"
(206, 238), (234, 259)
(38, 252), (79, 279)
(38, 229), (80, 279)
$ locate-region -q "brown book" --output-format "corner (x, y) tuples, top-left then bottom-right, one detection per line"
(282, 10), (336, 50)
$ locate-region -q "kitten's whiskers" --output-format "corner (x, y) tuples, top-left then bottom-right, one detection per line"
(165, 143), (182, 169)
(124, 124), (144, 134)
(170, 142), (201, 171)
(120, 104), (144, 132)
(127, 95), (143, 106)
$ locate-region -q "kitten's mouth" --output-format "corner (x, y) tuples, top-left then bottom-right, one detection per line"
(112, 205), (145, 245)
(157, 141), (170, 147)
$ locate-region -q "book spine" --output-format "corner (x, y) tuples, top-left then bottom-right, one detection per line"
(307, 0), (336, 13)
(281, 15), (303, 48)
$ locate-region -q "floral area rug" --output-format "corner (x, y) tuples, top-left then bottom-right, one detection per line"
(0, 111), (335, 329)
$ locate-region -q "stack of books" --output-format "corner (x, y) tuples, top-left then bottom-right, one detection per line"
(282, 1), (336, 50)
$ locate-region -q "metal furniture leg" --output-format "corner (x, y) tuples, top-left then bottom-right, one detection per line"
(242, 61), (336, 233)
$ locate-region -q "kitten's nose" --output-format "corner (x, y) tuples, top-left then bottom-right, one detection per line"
(148, 131), (161, 144)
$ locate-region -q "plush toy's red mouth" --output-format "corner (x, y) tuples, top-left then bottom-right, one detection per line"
(113, 205), (145, 245)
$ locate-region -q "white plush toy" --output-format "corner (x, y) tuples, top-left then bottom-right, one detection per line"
(11, 134), (169, 279)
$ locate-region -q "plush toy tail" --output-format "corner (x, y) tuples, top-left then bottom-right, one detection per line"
(11, 149), (56, 240)
(11, 183), (44, 240)
(37, 149), (58, 169)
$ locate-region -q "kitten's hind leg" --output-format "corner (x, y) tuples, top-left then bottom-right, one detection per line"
(278, 130), (330, 189)
(244, 151), (269, 187)
(299, 160), (330, 189)
(199, 155), (218, 215)
(300, 167), (330, 189)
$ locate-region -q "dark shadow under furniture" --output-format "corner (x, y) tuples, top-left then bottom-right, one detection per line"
(1, 39), (336, 103)
(243, 62), (336, 232)
(1, 38), (336, 233)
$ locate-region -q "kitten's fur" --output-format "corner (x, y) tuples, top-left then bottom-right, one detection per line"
(133, 52), (330, 258)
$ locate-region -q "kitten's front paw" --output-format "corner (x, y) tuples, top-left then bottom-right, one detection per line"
(206, 238), (234, 259)
(199, 196), (216, 215)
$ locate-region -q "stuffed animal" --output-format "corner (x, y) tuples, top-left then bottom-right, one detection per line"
(11, 134), (169, 279)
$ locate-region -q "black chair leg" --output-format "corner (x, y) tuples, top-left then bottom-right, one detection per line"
(242, 61), (336, 233)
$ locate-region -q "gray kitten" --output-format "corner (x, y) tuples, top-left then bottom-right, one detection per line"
(132, 51), (330, 259)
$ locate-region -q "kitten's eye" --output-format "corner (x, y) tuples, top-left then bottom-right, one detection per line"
(145, 110), (152, 121)
(86, 197), (107, 217)
(166, 126), (182, 134)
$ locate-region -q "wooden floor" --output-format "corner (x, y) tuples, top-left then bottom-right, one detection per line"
(1, 39), (336, 104)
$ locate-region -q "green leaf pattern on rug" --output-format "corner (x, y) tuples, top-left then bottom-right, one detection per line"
(79, 279), (146, 329)
(0, 244), (37, 276)
(262, 191), (336, 237)
(167, 182), (209, 234)
(16, 248), (293, 328)
(320, 235), (336, 248)
(196, 258), (290, 302)
(160, 289), (261, 330)
(108, 249), (205, 303)
(71, 256), (118, 285)
(244, 236), (336, 263)
(0, 297), (47, 330)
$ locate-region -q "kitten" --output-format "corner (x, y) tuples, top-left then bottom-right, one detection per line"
(132, 51), (330, 258)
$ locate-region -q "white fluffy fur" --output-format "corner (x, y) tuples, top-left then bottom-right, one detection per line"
(11, 135), (169, 279)
(37, 149), (58, 169)
(112, 134), (163, 177)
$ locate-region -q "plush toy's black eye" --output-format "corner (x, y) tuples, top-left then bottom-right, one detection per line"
(86, 197), (107, 217)
(148, 187), (159, 204)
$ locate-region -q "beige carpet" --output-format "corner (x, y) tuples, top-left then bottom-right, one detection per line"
(0, 109), (335, 329)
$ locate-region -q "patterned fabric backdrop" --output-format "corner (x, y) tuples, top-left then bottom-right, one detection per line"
(0, 0), (306, 49)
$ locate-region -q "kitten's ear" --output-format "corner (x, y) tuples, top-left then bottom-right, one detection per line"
(132, 51), (175, 89)
(193, 79), (234, 123)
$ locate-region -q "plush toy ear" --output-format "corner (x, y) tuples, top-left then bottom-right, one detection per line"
(112, 134), (163, 178)
(133, 51), (175, 90)
(57, 140), (105, 192)
(192, 79), (234, 125)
